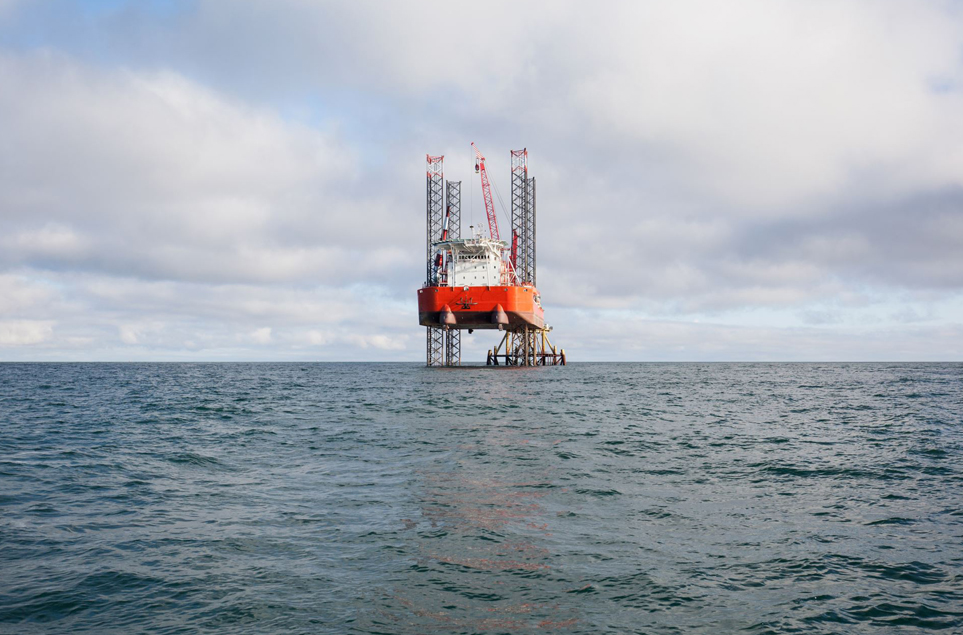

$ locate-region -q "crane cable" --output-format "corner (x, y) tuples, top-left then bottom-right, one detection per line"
(489, 170), (509, 233)
(469, 150), (474, 232)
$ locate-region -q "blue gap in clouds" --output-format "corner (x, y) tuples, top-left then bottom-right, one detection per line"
(273, 87), (404, 173)
(0, 0), (195, 52)
(69, 0), (195, 19)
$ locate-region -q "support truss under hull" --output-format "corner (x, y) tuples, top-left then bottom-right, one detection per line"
(486, 326), (566, 366)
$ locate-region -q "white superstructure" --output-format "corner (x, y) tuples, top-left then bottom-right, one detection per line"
(432, 235), (512, 287)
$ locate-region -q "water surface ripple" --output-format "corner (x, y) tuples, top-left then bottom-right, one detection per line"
(1, 362), (961, 633)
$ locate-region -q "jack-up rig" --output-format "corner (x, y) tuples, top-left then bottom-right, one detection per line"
(417, 145), (566, 366)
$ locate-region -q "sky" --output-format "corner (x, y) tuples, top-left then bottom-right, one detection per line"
(1, 0), (962, 361)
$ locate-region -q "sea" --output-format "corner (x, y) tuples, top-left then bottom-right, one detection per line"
(1, 362), (961, 634)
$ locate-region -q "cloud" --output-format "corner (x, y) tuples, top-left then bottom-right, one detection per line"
(0, 1), (961, 359)
(549, 309), (963, 361)
(0, 274), (55, 314)
(118, 324), (139, 345)
(106, 0), (963, 208)
(0, 269), (418, 360)
(344, 333), (407, 351)
(565, 2), (963, 208)
(305, 330), (331, 346)
(248, 327), (272, 345)
(0, 51), (416, 287)
(0, 320), (53, 346)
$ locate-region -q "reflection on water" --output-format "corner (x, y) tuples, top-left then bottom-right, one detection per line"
(374, 421), (581, 632)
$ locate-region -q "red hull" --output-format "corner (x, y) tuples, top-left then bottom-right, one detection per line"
(417, 285), (544, 330)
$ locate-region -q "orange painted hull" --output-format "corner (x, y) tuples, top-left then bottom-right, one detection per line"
(417, 285), (545, 330)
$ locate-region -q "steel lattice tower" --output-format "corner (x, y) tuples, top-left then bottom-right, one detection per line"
(526, 176), (536, 287)
(443, 180), (462, 366)
(426, 155), (445, 367)
(446, 180), (461, 240)
(510, 149), (535, 285)
(426, 155), (445, 284)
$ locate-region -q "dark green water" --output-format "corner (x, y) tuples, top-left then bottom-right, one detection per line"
(1, 362), (961, 634)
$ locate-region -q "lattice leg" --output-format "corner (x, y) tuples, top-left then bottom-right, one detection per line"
(444, 329), (461, 366)
(427, 327), (444, 367)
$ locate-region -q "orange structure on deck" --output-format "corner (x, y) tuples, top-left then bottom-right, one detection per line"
(418, 284), (544, 331)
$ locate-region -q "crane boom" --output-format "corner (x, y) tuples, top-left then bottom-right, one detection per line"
(471, 142), (500, 241)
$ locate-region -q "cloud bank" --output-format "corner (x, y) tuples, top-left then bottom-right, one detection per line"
(0, 0), (961, 360)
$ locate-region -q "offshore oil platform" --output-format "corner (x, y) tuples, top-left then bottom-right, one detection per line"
(417, 145), (566, 366)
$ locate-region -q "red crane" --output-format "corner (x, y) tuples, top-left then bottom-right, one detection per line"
(471, 142), (500, 241)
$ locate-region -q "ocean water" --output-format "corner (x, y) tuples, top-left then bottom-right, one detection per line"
(1, 362), (961, 634)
